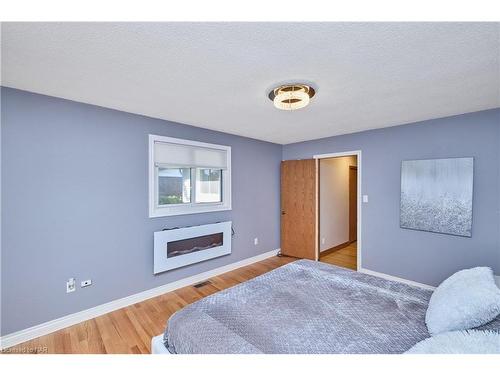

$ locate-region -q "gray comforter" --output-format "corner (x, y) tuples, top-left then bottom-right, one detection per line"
(164, 260), (438, 353)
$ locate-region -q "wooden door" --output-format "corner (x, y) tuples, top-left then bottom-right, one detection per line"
(280, 159), (317, 260)
(349, 166), (358, 242)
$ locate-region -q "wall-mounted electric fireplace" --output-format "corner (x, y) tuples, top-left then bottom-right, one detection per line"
(153, 221), (232, 273)
(167, 233), (224, 258)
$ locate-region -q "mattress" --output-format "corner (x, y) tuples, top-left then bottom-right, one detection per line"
(163, 259), (436, 354)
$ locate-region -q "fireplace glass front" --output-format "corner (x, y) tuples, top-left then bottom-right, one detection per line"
(167, 232), (224, 258)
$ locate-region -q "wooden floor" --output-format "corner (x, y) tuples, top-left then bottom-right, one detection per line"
(320, 242), (357, 270)
(5, 256), (295, 354)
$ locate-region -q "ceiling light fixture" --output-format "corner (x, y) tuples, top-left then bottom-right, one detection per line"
(268, 84), (315, 111)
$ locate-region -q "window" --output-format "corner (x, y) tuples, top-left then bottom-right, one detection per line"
(196, 168), (222, 203)
(149, 135), (231, 217)
(158, 167), (191, 205)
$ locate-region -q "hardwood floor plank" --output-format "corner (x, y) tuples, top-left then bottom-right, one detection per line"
(110, 309), (149, 354)
(320, 242), (357, 270)
(84, 319), (107, 354)
(124, 308), (156, 351)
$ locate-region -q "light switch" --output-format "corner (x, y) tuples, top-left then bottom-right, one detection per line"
(362, 195), (369, 203)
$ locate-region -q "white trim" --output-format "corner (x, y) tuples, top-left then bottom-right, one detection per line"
(148, 134), (232, 218)
(0, 248), (280, 350)
(151, 334), (171, 354)
(360, 269), (500, 291)
(313, 150), (362, 270)
(313, 151), (362, 159)
(359, 267), (436, 291)
(314, 158), (319, 261)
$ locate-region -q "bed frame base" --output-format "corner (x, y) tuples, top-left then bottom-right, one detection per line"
(151, 334), (172, 354)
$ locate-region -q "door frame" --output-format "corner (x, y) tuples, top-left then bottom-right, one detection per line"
(313, 150), (362, 270)
(348, 166), (358, 243)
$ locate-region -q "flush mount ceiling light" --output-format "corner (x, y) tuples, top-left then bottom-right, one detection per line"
(268, 84), (316, 111)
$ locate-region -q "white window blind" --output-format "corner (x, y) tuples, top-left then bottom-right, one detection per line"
(154, 141), (228, 169)
(149, 134), (231, 217)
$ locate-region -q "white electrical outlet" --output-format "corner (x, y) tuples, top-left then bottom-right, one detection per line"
(254, 237), (259, 245)
(81, 279), (92, 288)
(362, 195), (369, 203)
(66, 278), (76, 293)
(321, 238), (325, 245)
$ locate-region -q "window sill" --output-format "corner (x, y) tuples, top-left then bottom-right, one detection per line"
(149, 203), (232, 218)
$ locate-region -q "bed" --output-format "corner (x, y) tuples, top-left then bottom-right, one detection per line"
(152, 259), (499, 354)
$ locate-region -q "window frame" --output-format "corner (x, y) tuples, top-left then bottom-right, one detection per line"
(149, 134), (231, 217)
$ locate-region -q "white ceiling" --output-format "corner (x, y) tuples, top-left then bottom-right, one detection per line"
(2, 22), (499, 144)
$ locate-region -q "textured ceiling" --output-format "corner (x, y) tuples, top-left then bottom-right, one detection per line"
(1, 22), (499, 144)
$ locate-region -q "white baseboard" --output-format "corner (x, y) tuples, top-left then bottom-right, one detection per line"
(360, 268), (500, 291)
(0, 248), (280, 350)
(358, 267), (436, 291)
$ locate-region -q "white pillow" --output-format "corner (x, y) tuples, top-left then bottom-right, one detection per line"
(425, 267), (500, 335)
(406, 330), (500, 354)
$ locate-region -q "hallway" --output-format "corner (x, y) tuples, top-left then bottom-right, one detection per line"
(320, 242), (357, 270)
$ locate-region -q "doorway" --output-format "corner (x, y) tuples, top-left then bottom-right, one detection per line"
(280, 151), (361, 269)
(317, 155), (358, 270)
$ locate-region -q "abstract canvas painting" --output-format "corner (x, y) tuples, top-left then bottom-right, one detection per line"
(400, 157), (473, 237)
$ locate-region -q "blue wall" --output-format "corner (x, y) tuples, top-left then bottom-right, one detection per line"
(1, 88), (282, 335)
(283, 109), (500, 286)
(2, 86), (499, 336)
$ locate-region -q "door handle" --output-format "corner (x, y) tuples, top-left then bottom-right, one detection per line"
(281, 210), (286, 215)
